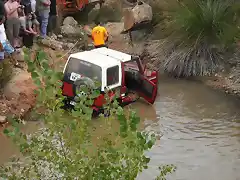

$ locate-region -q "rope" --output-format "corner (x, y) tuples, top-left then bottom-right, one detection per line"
(58, 39), (80, 60)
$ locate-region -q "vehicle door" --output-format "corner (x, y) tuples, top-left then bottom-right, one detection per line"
(144, 68), (158, 85)
(124, 62), (158, 104)
(136, 74), (158, 104)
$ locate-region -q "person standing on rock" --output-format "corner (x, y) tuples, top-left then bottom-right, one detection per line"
(0, 15), (21, 67)
(4, 0), (21, 48)
(36, 0), (50, 38)
(91, 21), (109, 48)
(47, 0), (57, 36)
(0, 0), (5, 16)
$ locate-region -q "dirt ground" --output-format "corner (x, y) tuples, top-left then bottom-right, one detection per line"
(0, 45), (68, 127)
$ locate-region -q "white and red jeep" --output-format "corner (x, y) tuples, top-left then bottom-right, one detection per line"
(61, 47), (158, 115)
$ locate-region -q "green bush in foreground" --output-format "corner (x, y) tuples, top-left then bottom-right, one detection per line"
(161, 0), (240, 77)
(0, 49), (176, 179)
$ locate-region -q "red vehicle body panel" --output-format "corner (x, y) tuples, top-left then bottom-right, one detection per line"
(62, 82), (74, 97)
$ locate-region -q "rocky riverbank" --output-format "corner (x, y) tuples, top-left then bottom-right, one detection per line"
(104, 21), (240, 98)
(1, 0), (240, 125)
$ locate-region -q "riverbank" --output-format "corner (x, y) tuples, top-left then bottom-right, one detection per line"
(0, 22), (238, 127)
(0, 12), (239, 126)
(104, 21), (240, 98)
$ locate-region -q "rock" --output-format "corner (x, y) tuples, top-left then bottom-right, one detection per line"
(61, 17), (85, 37)
(123, 8), (135, 31)
(0, 115), (6, 123)
(63, 16), (78, 27)
(3, 71), (36, 115)
(66, 43), (74, 49)
(60, 24), (83, 37)
(94, 3), (101, 10)
(41, 38), (63, 50)
(132, 1), (152, 23)
(51, 33), (58, 40)
(105, 22), (124, 36)
(123, 1), (152, 31)
(13, 48), (25, 62)
(88, 7), (100, 22)
(57, 34), (63, 39)
(229, 75), (234, 79)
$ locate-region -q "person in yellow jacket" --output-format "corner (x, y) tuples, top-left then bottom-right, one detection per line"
(91, 21), (109, 48)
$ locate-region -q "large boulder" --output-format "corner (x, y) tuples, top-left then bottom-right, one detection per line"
(123, 1), (152, 31)
(60, 24), (84, 37)
(88, 0), (122, 23)
(63, 16), (78, 27)
(61, 17), (84, 37)
(105, 22), (124, 36)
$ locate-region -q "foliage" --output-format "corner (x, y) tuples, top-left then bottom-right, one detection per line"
(155, 165), (177, 180)
(161, 0), (240, 77)
(0, 49), (175, 179)
(0, 59), (12, 88)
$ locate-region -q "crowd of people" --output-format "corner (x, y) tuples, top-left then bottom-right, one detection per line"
(0, 0), (57, 67)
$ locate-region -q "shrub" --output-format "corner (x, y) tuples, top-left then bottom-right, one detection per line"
(161, 0), (240, 77)
(0, 59), (12, 88)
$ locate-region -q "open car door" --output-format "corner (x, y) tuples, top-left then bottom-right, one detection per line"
(136, 74), (158, 104)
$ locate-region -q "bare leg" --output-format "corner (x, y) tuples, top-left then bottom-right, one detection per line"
(6, 19), (14, 47)
(13, 18), (20, 48)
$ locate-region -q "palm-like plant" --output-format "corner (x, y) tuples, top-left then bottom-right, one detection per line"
(161, 0), (240, 77)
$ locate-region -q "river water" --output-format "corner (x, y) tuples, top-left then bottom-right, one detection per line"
(139, 77), (240, 180)
(1, 77), (240, 180)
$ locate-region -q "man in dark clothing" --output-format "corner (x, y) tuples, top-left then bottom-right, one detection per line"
(47, 0), (57, 36)
(20, 0), (32, 15)
(0, 1), (5, 16)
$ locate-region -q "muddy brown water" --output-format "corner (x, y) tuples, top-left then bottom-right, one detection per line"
(0, 77), (240, 180)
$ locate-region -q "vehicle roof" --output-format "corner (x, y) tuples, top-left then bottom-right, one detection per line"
(69, 48), (132, 68)
(91, 47), (132, 62)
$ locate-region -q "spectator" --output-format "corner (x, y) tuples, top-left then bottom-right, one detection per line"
(37, 0), (50, 38)
(30, 0), (36, 13)
(0, 0), (5, 16)
(31, 12), (40, 34)
(4, 0), (21, 48)
(47, 0), (56, 36)
(20, 0), (32, 14)
(19, 8), (37, 35)
(22, 12), (37, 48)
(0, 15), (21, 67)
(21, 0), (39, 34)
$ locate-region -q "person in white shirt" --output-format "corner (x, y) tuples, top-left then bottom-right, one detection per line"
(30, 0), (36, 13)
(0, 15), (20, 67)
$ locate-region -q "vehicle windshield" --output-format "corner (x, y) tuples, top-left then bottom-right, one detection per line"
(64, 57), (102, 83)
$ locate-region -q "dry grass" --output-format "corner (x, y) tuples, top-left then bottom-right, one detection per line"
(155, 0), (240, 77)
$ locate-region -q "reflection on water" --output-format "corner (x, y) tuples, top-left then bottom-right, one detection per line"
(0, 121), (43, 165)
(139, 78), (240, 180)
(1, 77), (240, 180)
